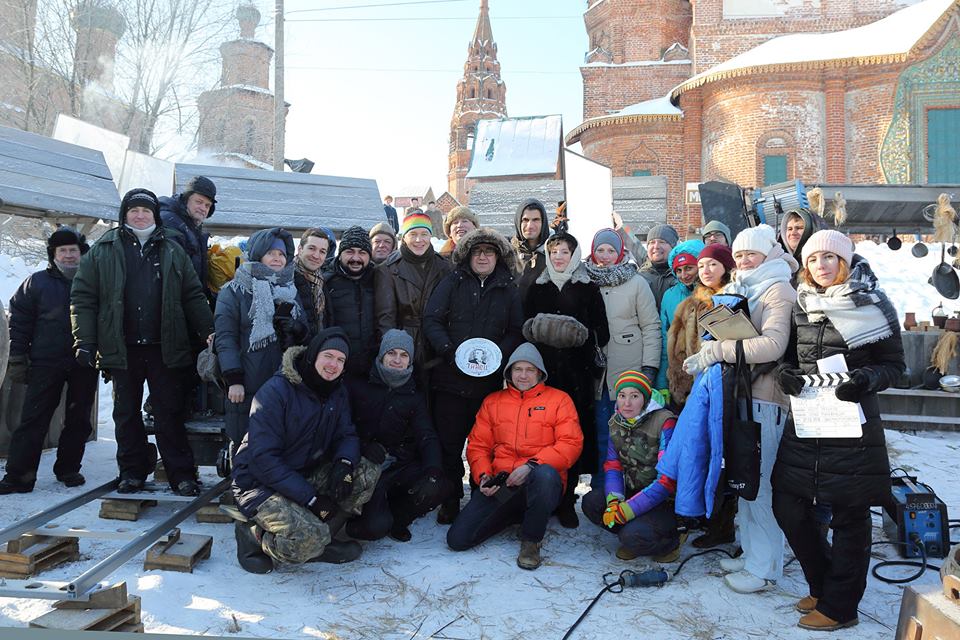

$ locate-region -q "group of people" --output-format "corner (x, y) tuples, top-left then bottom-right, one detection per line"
(0, 179), (904, 633)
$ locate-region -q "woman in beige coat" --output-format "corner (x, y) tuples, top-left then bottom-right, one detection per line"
(583, 228), (661, 477)
(683, 224), (797, 595)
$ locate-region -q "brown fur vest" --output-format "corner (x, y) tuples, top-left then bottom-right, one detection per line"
(666, 286), (719, 404)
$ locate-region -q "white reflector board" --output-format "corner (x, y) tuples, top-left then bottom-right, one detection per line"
(53, 114), (129, 189)
(563, 149), (613, 249)
(120, 151), (174, 198)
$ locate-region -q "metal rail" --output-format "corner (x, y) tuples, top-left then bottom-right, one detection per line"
(0, 479), (119, 547)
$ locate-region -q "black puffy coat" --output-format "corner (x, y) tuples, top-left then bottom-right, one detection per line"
(159, 195), (209, 293)
(8, 267), (75, 368)
(347, 366), (442, 470)
(322, 262), (377, 379)
(772, 292), (904, 507)
(232, 344), (360, 517)
(422, 229), (524, 399)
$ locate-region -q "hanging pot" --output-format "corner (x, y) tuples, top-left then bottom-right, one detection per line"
(912, 241), (928, 257)
(887, 229), (902, 250)
(932, 243), (960, 300)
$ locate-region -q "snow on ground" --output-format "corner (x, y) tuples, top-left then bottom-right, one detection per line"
(0, 241), (958, 638)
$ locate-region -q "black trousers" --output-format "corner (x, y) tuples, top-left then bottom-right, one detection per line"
(772, 490), (872, 623)
(4, 365), (98, 484)
(582, 489), (678, 556)
(447, 464), (563, 550)
(111, 345), (195, 487)
(432, 392), (484, 500)
(346, 460), (449, 540)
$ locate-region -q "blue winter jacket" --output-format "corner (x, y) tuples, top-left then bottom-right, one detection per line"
(656, 362), (724, 518)
(231, 345), (361, 517)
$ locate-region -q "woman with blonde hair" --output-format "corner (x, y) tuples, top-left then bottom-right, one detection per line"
(773, 229), (903, 631)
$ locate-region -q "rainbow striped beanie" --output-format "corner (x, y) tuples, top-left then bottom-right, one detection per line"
(614, 370), (653, 402)
(401, 212), (433, 236)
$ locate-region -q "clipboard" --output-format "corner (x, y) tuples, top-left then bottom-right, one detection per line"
(699, 305), (759, 341)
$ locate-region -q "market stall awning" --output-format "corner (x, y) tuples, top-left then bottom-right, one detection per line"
(814, 183), (958, 234)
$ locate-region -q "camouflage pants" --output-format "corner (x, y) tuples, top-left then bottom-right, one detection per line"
(252, 458), (380, 564)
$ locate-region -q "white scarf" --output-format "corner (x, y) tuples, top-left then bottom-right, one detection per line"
(125, 223), (156, 245)
(543, 245), (583, 290)
(724, 244), (795, 314)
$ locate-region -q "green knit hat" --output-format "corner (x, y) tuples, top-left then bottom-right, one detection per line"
(614, 370), (653, 402)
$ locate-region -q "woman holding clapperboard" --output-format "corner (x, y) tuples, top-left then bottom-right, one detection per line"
(772, 229), (905, 632)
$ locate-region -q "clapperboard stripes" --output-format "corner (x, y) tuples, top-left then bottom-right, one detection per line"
(800, 373), (850, 387)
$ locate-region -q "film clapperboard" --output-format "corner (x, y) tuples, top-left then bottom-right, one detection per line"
(788, 373), (864, 439)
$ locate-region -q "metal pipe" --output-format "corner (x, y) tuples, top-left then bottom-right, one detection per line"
(0, 479), (118, 546)
(67, 478), (230, 597)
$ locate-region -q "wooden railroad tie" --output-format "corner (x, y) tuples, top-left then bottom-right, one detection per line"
(31, 582), (142, 633)
(143, 529), (213, 573)
(0, 534), (80, 578)
(196, 492), (234, 524)
(99, 498), (158, 522)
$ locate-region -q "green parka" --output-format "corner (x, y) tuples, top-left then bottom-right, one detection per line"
(70, 227), (214, 370)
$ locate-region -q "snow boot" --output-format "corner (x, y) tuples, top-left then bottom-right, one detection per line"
(796, 596), (819, 614)
(797, 610), (857, 631)
(57, 472), (86, 488)
(308, 540), (362, 564)
(723, 570), (772, 594)
(615, 546), (639, 561)
(0, 476), (33, 495)
(234, 522), (273, 574)
(117, 476), (144, 494)
(517, 540), (542, 570)
(652, 530), (688, 563)
(691, 494), (737, 548)
(389, 523), (412, 543)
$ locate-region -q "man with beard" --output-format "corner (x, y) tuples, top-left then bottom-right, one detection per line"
(512, 198), (551, 299)
(438, 206), (479, 259)
(323, 227), (377, 385)
(638, 224), (679, 309)
(294, 228), (332, 335)
(368, 223), (397, 265)
(0, 228), (98, 494)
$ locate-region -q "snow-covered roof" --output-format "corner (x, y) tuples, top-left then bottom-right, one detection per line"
(617, 95), (684, 117)
(566, 95), (682, 145)
(673, 0), (958, 97)
(466, 115), (563, 179)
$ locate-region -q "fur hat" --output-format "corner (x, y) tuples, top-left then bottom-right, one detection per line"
(800, 229), (854, 267)
(443, 206), (480, 238)
(452, 227), (517, 272)
(732, 224), (778, 256)
(120, 188), (160, 226)
(339, 225), (372, 256)
(522, 313), (588, 349)
(181, 175), (217, 217)
(47, 226), (89, 264)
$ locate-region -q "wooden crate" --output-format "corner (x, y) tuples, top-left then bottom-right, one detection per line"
(0, 535), (79, 578)
(99, 498), (157, 522)
(895, 575), (960, 640)
(144, 533), (212, 573)
(30, 595), (141, 632)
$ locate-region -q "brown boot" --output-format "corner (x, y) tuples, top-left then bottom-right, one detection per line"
(798, 610), (858, 631)
(652, 531), (688, 563)
(615, 546), (639, 561)
(796, 595), (818, 614)
(517, 540), (542, 570)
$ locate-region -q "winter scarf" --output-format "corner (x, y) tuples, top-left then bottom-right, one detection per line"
(295, 261), (325, 325)
(583, 260), (639, 288)
(399, 242), (439, 286)
(125, 223), (156, 245)
(724, 248), (794, 314)
(228, 262), (300, 351)
(797, 258), (899, 349)
(56, 262), (79, 280)
(375, 360), (412, 389)
(543, 245), (583, 290)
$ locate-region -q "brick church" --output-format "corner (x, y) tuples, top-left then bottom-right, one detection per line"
(567, 0), (960, 235)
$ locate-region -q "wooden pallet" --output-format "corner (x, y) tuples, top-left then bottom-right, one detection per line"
(99, 498), (158, 522)
(0, 535), (80, 578)
(30, 595), (141, 632)
(143, 532), (212, 573)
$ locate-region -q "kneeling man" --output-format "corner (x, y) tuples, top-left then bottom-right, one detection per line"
(231, 328), (381, 573)
(447, 343), (582, 569)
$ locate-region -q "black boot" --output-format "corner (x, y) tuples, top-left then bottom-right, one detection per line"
(234, 522), (274, 574)
(691, 493), (737, 548)
(436, 498), (460, 525)
(555, 501), (579, 529)
(0, 476), (33, 495)
(308, 540), (362, 564)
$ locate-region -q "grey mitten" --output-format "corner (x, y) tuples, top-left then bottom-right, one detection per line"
(522, 313), (588, 349)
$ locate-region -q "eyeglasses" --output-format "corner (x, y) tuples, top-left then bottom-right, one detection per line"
(471, 247), (497, 258)
(704, 232), (726, 242)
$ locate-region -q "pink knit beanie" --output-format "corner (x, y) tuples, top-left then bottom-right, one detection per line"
(801, 229), (854, 267)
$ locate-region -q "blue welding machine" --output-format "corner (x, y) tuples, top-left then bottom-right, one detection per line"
(882, 475), (950, 559)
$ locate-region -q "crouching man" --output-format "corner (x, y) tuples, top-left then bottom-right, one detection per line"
(447, 343), (582, 569)
(230, 328), (381, 574)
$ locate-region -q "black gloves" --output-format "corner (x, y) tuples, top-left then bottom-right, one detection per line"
(7, 355), (28, 384)
(308, 495), (338, 521)
(410, 469), (444, 509)
(276, 317), (309, 348)
(835, 370), (870, 403)
(641, 366), (658, 384)
(361, 441), (386, 466)
(328, 458), (354, 502)
(76, 344), (97, 369)
(776, 365), (805, 396)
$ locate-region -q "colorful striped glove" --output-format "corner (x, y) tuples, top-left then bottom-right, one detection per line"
(602, 500), (635, 528)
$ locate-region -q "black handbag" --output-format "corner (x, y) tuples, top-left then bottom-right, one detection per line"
(724, 340), (762, 501)
(591, 329), (607, 378)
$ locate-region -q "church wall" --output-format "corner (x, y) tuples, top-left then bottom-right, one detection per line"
(585, 0), (691, 64)
(581, 62), (691, 119)
(844, 72), (899, 183)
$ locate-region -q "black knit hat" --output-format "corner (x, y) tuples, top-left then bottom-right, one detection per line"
(46, 226), (89, 264)
(338, 225), (372, 256)
(181, 175), (217, 217)
(120, 188), (161, 226)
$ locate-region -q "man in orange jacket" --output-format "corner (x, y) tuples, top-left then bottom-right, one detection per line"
(446, 343), (583, 569)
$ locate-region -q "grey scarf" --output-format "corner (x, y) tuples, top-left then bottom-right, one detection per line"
(376, 360), (412, 389)
(227, 262), (300, 351)
(583, 260), (638, 288)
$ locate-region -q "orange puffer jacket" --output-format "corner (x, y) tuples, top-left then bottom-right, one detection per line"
(466, 382), (583, 491)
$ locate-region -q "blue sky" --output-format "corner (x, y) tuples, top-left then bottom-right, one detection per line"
(278, 0), (587, 199)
